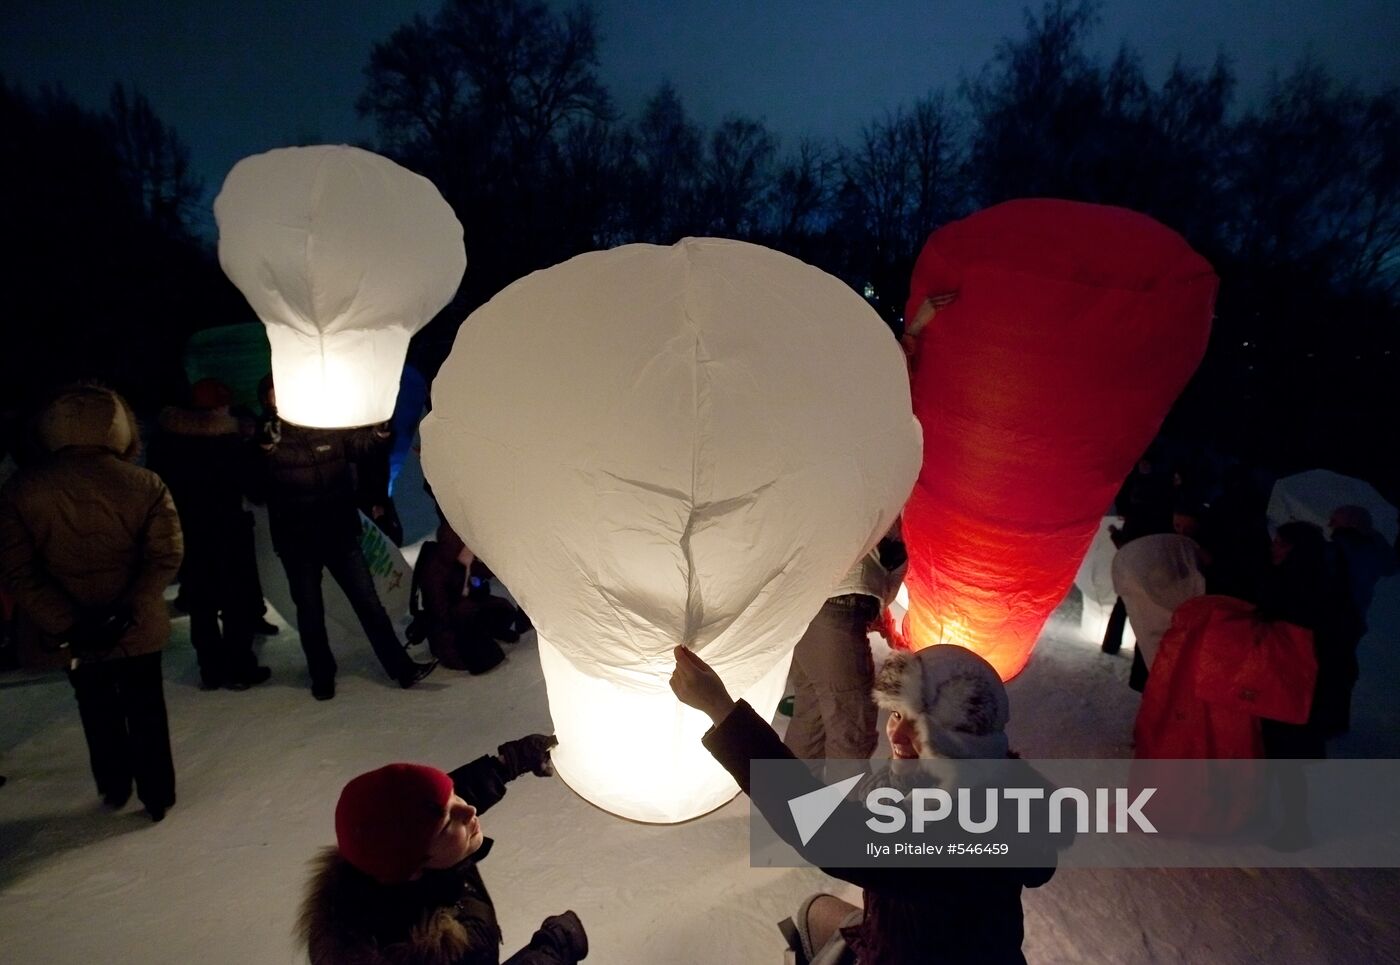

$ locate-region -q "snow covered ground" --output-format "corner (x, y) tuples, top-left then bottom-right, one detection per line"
(3, 452), (1398, 963)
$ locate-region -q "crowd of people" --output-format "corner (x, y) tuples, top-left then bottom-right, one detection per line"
(0, 377), (534, 820)
(1108, 446), (1396, 849)
(0, 369), (1395, 964)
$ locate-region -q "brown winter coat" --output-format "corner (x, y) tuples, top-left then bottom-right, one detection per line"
(0, 386), (183, 661)
(298, 845), (503, 965)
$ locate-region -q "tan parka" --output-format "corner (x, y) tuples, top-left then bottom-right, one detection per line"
(0, 386), (183, 661)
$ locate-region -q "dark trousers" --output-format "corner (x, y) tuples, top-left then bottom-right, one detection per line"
(1101, 597), (1129, 654)
(68, 652), (175, 809)
(239, 510), (270, 620)
(185, 518), (260, 685)
(189, 606), (257, 685)
(785, 596), (880, 766)
(278, 536), (410, 684)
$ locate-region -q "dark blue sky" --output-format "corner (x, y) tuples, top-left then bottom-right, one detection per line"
(4, 0), (1398, 213)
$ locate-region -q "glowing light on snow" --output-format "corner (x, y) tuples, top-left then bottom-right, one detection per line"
(421, 238), (921, 823)
(214, 145), (465, 428)
(901, 199), (1215, 680)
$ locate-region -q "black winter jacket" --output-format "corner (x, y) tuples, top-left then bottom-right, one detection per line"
(258, 419), (389, 553)
(703, 701), (1056, 965)
(148, 407), (250, 540)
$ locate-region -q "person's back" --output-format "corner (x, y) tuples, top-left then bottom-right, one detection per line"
(150, 383), (271, 690)
(1, 388), (180, 655)
(253, 395), (433, 697)
(1115, 457), (1174, 544)
(152, 398), (249, 538)
(0, 385), (183, 820)
(260, 420), (365, 549)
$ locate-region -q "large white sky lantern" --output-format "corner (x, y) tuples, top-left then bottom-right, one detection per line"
(421, 238), (921, 822)
(214, 145), (465, 428)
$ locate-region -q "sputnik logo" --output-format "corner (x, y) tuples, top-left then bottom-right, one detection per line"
(788, 774), (863, 845)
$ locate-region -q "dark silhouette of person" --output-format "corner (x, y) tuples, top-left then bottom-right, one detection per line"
(255, 379), (434, 700)
(149, 379), (271, 691)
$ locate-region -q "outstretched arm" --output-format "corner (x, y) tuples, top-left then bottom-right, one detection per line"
(447, 734), (557, 816)
(670, 645), (909, 892)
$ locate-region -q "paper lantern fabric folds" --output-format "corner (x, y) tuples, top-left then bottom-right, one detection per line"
(214, 145), (466, 428)
(1267, 469), (1398, 545)
(902, 199), (1216, 680)
(421, 238), (921, 822)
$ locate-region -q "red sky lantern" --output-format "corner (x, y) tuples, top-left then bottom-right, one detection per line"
(901, 199), (1216, 680)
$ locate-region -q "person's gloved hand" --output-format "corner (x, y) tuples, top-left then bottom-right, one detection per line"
(66, 604), (135, 655)
(256, 418), (282, 449)
(497, 734), (558, 779)
(537, 910), (588, 961)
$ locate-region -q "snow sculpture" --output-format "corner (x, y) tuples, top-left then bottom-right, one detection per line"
(421, 238), (921, 822)
(902, 199), (1215, 680)
(215, 145), (465, 428)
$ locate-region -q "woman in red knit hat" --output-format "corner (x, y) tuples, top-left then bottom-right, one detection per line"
(298, 734), (588, 964)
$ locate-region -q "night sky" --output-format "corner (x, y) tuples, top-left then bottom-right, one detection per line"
(4, 0), (1399, 216)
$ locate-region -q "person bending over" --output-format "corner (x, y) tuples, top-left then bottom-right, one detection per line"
(299, 734), (587, 964)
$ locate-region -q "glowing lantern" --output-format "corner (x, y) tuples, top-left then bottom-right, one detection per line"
(902, 199), (1215, 679)
(421, 238), (921, 822)
(214, 145), (466, 428)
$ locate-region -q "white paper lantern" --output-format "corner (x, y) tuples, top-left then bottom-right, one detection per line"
(214, 145), (466, 428)
(421, 238), (921, 823)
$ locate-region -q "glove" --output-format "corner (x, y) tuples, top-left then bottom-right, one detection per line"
(256, 418), (282, 449)
(66, 604), (135, 655)
(876, 535), (907, 571)
(497, 734), (557, 780)
(537, 910), (588, 961)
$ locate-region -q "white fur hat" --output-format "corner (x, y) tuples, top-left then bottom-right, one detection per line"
(873, 646), (1010, 759)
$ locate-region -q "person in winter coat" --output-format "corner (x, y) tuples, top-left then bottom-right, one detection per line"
(1102, 451), (1176, 655)
(785, 527), (906, 771)
(149, 379), (271, 691)
(1203, 464), (1272, 602)
(1251, 520), (1361, 850)
(1258, 521), (1362, 751)
(1328, 505), (1397, 630)
(256, 380), (434, 700)
(408, 519), (523, 675)
(672, 643), (1057, 965)
(0, 385), (183, 821)
(297, 736), (589, 965)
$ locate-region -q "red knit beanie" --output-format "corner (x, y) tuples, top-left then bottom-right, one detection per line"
(190, 378), (233, 410)
(334, 764), (454, 883)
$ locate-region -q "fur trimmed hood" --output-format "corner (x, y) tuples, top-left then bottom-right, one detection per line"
(38, 385), (140, 460)
(874, 646), (1010, 759)
(297, 846), (501, 965)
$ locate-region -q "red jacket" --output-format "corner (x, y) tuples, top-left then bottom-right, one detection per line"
(1133, 595), (1317, 832)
